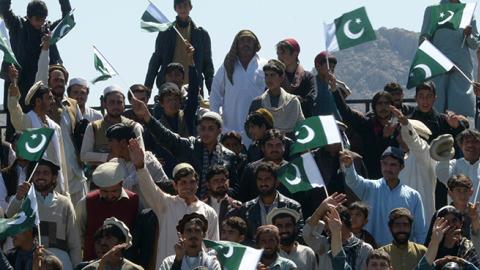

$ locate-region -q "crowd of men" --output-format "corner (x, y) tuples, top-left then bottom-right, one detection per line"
(0, 0), (480, 269)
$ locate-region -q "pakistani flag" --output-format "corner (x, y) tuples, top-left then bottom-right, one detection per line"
(141, 1), (172, 32)
(92, 45), (118, 84)
(50, 9), (76, 45)
(290, 115), (342, 156)
(0, 186), (39, 240)
(0, 20), (20, 67)
(406, 40), (455, 89)
(204, 239), (263, 270)
(278, 152), (325, 193)
(426, 3), (476, 37)
(16, 128), (54, 162)
(324, 7), (376, 52)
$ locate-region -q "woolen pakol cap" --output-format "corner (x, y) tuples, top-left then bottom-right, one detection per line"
(429, 134), (455, 161)
(25, 81), (44, 106)
(92, 161), (125, 188)
(172, 163), (195, 178)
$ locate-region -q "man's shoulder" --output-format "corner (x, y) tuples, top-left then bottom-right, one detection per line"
(273, 255), (297, 268)
(278, 193), (301, 207)
(296, 243), (316, 256)
(409, 241), (428, 252)
(54, 192), (74, 206)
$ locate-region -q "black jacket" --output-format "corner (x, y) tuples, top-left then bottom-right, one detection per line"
(145, 117), (239, 199)
(228, 192), (304, 241)
(0, 0), (70, 108)
(144, 19), (214, 92)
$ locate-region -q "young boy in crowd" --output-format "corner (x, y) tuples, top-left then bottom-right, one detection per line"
(220, 216), (247, 244)
(348, 201), (377, 248)
(425, 174), (474, 244)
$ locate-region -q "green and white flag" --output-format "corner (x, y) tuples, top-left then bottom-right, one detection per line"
(0, 20), (20, 67)
(16, 128), (54, 162)
(92, 45), (118, 84)
(204, 239), (262, 270)
(0, 186), (39, 240)
(141, 1), (172, 32)
(278, 152), (325, 193)
(426, 3), (476, 37)
(406, 40), (455, 88)
(50, 9), (76, 45)
(290, 115), (342, 156)
(324, 7), (376, 52)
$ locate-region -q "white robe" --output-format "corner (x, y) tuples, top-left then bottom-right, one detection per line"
(209, 54), (267, 145)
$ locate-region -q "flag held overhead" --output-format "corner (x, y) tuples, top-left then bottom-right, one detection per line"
(0, 20), (20, 67)
(406, 40), (455, 89)
(50, 9), (76, 45)
(426, 3), (476, 37)
(141, 1), (172, 32)
(324, 7), (376, 52)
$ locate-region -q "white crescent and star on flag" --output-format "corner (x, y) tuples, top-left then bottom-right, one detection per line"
(7, 212), (26, 225)
(25, 134), (47, 154)
(295, 125), (315, 144)
(438, 10), (454, 25)
(58, 24), (71, 38)
(223, 246), (234, 258)
(343, 18), (365, 40)
(409, 64), (432, 79)
(284, 164), (302, 185)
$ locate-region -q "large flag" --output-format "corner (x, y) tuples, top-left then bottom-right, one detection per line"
(0, 20), (20, 67)
(278, 152), (325, 193)
(0, 186), (39, 240)
(290, 115), (342, 156)
(406, 40), (455, 88)
(16, 128), (54, 161)
(204, 239), (263, 270)
(50, 9), (76, 45)
(426, 3), (476, 37)
(141, 1), (172, 32)
(324, 7), (376, 52)
(92, 45), (118, 84)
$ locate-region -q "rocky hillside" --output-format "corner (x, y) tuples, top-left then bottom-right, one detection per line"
(333, 27), (477, 99)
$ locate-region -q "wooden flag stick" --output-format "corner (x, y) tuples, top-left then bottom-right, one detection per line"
(461, 35), (466, 48)
(26, 162), (40, 184)
(454, 65), (473, 84)
(172, 25), (189, 46)
(25, 163), (42, 246)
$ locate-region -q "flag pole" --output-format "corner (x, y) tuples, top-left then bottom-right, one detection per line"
(146, 0), (188, 45)
(25, 164), (42, 245)
(92, 45), (120, 76)
(454, 65), (473, 84)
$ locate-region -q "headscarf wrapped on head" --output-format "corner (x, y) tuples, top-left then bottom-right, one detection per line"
(223, 30), (261, 85)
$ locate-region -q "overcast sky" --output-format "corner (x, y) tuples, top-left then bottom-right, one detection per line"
(2, 0), (473, 106)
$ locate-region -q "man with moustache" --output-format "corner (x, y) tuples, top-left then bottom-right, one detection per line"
(159, 213), (221, 270)
(210, 30), (267, 144)
(230, 162), (303, 241)
(7, 158), (81, 268)
(340, 147), (426, 246)
(255, 225), (297, 270)
(333, 89), (399, 179)
(378, 208), (427, 270)
(203, 165), (241, 223)
(268, 208), (317, 270)
(81, 85), (144, 166)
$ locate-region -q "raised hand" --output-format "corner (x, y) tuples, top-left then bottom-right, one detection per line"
(174, 232), (186, 261)
(131, 94), (152, 123)
(99, 243), (128, 267)
(389, 105), (407, 125)
(431, 217), (449, 244)
(339, 151), (353, 168)
(40, 34), (51, 50)
(327, 72), (337, 91)
(128, 139), (145, 170)
(310, 192), (347, 224)
(325, 205), (342, 234)
(16, 182), (31, 200)
(464, 25), (473, 37)
(185, 42), (195, 66)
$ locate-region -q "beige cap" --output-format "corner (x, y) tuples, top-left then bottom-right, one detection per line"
(103, 217), (133, 248)
(172, 163), (195, 178)
(409, 120), (432, 141)
(103, 85), (124, 96)
(92, 161), (125, 188)
(266, 207), (301, 225)
(25, 81), (45, 106)
(429, 134), (455, 161)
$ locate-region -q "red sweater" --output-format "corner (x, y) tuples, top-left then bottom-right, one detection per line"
(83, 189), (139, 260)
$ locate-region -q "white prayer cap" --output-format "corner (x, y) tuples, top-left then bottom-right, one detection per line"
(68, 77), (89, 88)
(103, 85), (124, 96)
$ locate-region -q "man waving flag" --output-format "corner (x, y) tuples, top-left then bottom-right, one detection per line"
(0, 185), (39, 240)
(324, 7), (376, 52)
